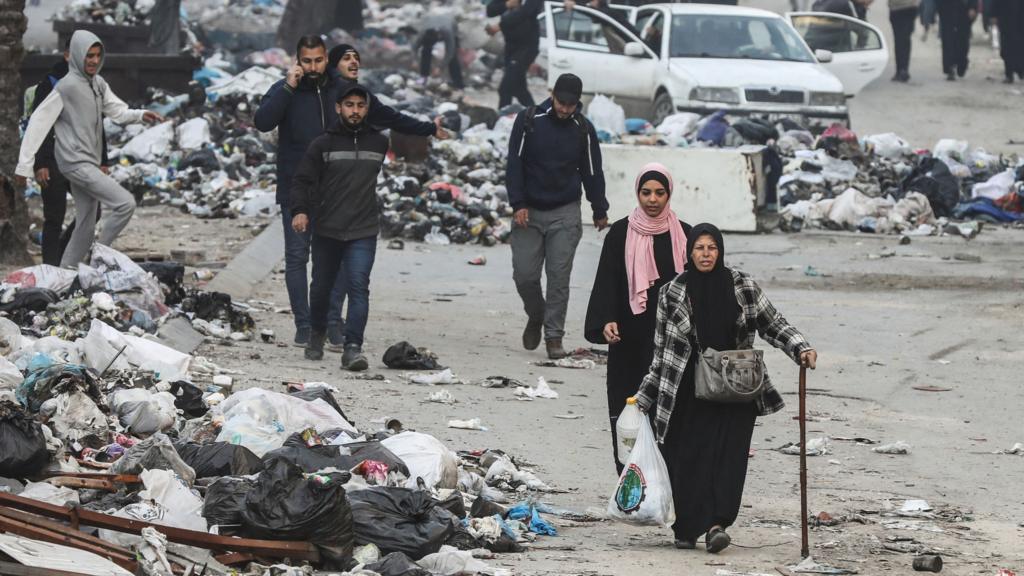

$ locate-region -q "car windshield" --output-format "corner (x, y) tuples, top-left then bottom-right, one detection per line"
(669, 14), (815, 63)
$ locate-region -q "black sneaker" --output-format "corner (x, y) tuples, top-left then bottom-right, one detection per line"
(342, 344), (368, 371)
(327, 324), (345, 352)
(293, 326), (311, 347)
(305, 330), (326, 361)
(705, 528), (731, 554)
(522, 319), (542, 351)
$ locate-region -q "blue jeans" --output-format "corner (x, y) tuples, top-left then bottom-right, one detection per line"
(310, 234), (376, 347)
(281, 206), (346, 330)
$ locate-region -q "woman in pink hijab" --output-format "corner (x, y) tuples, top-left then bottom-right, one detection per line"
(584, 162), (691, 474)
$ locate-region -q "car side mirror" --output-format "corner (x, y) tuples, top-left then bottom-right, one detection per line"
(815, 49), (834, 63)
(624, 41), (646, 57)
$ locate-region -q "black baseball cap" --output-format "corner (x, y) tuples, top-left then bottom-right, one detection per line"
(337, 83), (370, 103)
(553, 73), (583, 106)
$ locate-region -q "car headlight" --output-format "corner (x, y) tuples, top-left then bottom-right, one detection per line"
(689, 87), (740, 105)
(809, 92), (846, 106)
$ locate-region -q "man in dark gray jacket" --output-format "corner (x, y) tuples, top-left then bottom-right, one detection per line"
(290, 85), (389, 371)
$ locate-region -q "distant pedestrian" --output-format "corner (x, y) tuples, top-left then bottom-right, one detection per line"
(16, 30), (163, 266)
(890, 0), (921, 81)
(936, 0), (975, 80)
(415, 13), (465, 89)
(506, 73), (608, 360)
(993, 0), (1024, 82)
(486, 0), (543, 108)
(290, 84), (388, 371)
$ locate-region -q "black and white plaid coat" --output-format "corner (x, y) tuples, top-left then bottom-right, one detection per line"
(635, 268), (813, 444)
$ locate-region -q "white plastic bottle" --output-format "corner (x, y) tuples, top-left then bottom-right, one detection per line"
(616, 397), (643, 462)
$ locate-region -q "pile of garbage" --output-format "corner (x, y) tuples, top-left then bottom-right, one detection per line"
(0, 310), (572, 574)
(57, 0), (159, 26)
(589, 96), (1024, 236)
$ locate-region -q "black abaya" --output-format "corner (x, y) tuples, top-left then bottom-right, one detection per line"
(584, 217), (691, 474)
(995, 0), (1024, 80)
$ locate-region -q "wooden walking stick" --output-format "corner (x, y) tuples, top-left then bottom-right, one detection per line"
(799, 365), (810, 558)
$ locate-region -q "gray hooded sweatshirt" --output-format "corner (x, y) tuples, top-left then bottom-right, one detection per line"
(17, 30), (146, 177)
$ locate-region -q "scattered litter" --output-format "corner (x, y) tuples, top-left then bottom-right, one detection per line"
(409, 368), (460, 385)
(779, 437), (832, 456)
(789, 556), (860, 574)
(448, 418), (489, 431)
(913, 385), (952, 392)
(873, 441), (912, 455)
(998, 442), (1024, 455)
(513, 377), (559, 400)
(468, 255), (487, 266)
(427, 389), (456, 404)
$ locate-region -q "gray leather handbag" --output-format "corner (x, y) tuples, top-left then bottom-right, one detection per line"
(692, 328), (766, 403)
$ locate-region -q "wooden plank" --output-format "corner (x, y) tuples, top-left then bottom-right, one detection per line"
(205, 221), (283, 300)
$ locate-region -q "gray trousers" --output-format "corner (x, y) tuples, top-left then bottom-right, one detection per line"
(510, 201), (583, 341)
(60, 165), (137, 267)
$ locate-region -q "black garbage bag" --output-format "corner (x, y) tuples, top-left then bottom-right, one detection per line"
(179, 290), (255, 333)
(0, 401), (50, 478)
(363, 552), (431, 576)
(289, 387), (348, 421)
(240, 459), (354, 563)
(435, 491), (466, 519)
(345, 441), (410, 478)
(382, 342), (441, 370)
(202, 476), (256, 533)
(174, 441), (264, 478)
(349, 487), (458, 560)
(170, 381), (208, 418)
(0, 287), (59, 314)
(262, 433), (357, 473)
(178, 148), (220, 172)
(138, 261), (186, 305)
(732, 117), (778, 144)
(902, 156), (961, 218)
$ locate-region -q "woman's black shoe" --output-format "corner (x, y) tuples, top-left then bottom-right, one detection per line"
(946, 72), (956, 81)
(674, 538), (697, 550)
(706, 528), (731, 553)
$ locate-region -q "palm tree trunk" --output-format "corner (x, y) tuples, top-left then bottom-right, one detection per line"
(0, 0), (32, 265)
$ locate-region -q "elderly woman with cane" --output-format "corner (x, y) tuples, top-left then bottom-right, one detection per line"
(635, 223), (817, 553)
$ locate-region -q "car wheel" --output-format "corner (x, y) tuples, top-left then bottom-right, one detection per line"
(652, 92), (674, 126)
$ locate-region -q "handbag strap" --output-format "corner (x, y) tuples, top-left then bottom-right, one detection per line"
(686, 295), (705, 353)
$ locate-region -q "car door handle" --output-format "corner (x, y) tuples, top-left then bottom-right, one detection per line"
(552, 58), (571, 67)
(858, 63), (875, 71)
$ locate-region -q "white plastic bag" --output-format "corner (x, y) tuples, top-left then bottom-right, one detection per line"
(0, 357), (23, 392)
(381, 431), (459, 489)
(586, 94), (626, 136)
(176, 117), (211, 150)
(3, 264), (78, 293)
(606, 417), (675, 528)
(864, 133), (911, 159)
(0, 318), (25, 358)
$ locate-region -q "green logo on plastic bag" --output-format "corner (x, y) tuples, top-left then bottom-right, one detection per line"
(615, 463), (647, 513)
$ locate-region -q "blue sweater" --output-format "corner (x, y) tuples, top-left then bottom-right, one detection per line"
(505, 99), (608, 219)
(255, 73), (435, 204)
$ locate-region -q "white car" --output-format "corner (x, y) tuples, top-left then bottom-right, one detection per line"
(539, 2), (888, 126)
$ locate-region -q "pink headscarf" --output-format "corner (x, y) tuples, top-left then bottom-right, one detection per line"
(626, 162), (687, 315)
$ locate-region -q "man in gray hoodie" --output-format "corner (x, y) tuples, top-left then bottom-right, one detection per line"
(16, 30), (163, 266)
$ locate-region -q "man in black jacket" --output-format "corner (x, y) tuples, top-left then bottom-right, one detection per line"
(506, 73), (608, 360)
(486, 0), (544, 108)
(290, 85), (389, 371)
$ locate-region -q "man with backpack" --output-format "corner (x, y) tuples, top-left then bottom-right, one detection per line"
(505, 73), (608, 360)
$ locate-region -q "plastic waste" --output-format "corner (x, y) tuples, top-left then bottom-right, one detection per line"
(0, 400), (50, 478)
(417, 545), (509, 576)
(513, 376), (558, 400)
(607, 416), (675, 528)
(138, 468), (207, 533)
(120, 121), (175, 162)
(111, 433), (196, 486)
(933, 138), (969, 161)
(47, 390), (108, 442)
(169, 380), (208, 418)
(240, 459), (355, 562)
(19, 481), (80, 506)
(262, 432), (355, 473)
(202, 476), (256, 533)
(507, 503), (557, 536)
(779, 437), (832, 456)
(381, 432), (459, 490)
(615, 397), (643, 462)
(0, 318), (25, 357)
(110, 387), (177, 436)
(173, 441), (264, 478)
(137, 527), (174, 576)
(872, 441), (911, 455)
(176, 117), (211, 150)
(410, 369), (459, 385)
(348, 486), (458, 560)
(972, 169), (1016, 200)
(216, 388), (358, 456)
(0, 357), (23, 393)
(427, 389), (455, 404)
(586, 94), (626, 136)
(3, 264), (78, 293)
(865, 133), (912, 159)
(80, 319), (190, 381)
(448, 417), (488, 431)
(363, 552), (431, 576)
